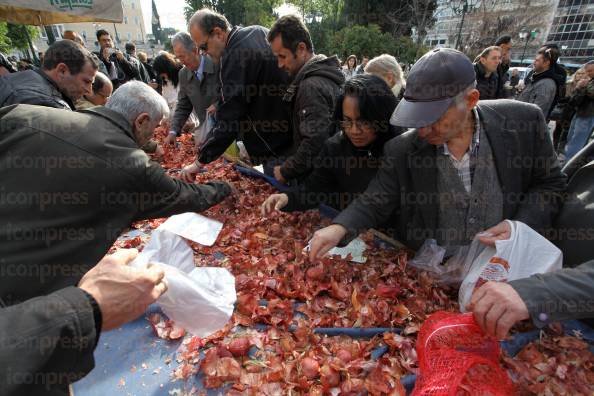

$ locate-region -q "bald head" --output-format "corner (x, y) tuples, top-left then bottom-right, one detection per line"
(85, 71), (112, 106)
(189, 9), (230, 35)
(188, 8), (231, 61)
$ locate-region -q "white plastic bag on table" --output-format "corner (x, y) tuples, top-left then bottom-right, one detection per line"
(195, 112), (216, 148)
(458, 220), (562, 311)
(130, 215), (235, 337)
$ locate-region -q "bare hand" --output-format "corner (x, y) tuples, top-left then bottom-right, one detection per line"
(164, 133), (176, 146)
(206, 104), (217, 116)
(273, 166), (287, 184)
(466, 282), (529, 340)
(308, 224), (348, 261)
(576, 79), (589, 89)
(78, 249), (168, 331)
(181, 162), (200, 183)
(115, 49), (124, 61)
(101, 47), (110, 60)
(149, 81), (159, 89)
(261, 193), (289, 216)
(478, 220), (511, 247)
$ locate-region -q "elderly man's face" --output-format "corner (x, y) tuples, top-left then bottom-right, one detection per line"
(89, 81), (113, 105)
(133, 113), (161, 147)
(173, 41), (200, 71)
(417, 89), (480, 145)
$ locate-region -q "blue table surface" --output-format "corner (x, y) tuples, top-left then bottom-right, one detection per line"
(75, 166), (593, 394)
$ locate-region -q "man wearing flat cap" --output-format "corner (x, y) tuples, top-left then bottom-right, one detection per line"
(308, 48), (566, 259)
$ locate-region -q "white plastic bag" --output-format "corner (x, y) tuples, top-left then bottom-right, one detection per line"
(458, 220), (562, 311)
(195, 112), (216, 148)
(130, 227), (236, 337)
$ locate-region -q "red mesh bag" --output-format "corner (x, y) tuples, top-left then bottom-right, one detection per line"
(412, 311), (514, 396)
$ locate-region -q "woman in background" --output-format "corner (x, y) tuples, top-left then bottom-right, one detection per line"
(364, 54), (406, 99)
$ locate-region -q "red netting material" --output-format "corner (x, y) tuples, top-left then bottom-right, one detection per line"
(412, 311), (514, 396)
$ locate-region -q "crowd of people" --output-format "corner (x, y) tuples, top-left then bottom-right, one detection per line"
(0, 9), (593, 396)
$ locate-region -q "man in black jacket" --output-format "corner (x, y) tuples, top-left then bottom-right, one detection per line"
(308, 48), (566, 260)
(182, 8), (293, 180)
(473, 46), (502, 100)
(267, 15), (344, 183)
(0, 40), (98, 110)
(95, 29), (143, 89)
(0, 249), (168, 396)
(0, 81), (231, 308)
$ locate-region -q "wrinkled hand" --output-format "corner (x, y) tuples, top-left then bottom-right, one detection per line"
(164, 133), (176, 146)
(478, 220), (511, 247)
(114, 49), (124, 61)
(466, 282), (529, 340)
(182, 120), (195, 133)
(206, 104), (217, 116)
(78, 249), (168, 331)
(181, 162), (200, 183)
(576, 79), (589, 89)
(273, 166), (287, 184)
(261, 193), (289, 216)
(308, 224), (347, 262)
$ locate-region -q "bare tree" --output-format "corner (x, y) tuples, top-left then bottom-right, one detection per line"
(461, 0), (556, 58)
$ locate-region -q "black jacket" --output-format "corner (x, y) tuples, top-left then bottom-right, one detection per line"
(332, 100), (566, 250)
(474, 62), (500, 100)
(0, 104), (231, 394)
(0, 69), (74, 109)
(0, 104), (231, 303)
(279, 54), (345, 181)
(198, 26), (292, 165)
(95, 51), (143, 89)
(283, 129), (395, 212)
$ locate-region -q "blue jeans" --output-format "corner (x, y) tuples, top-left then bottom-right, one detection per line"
(565, 114), (594, 160)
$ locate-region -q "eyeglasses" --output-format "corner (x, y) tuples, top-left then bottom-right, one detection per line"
(197, 30), (212, 52)
(339, 119), (374, 131)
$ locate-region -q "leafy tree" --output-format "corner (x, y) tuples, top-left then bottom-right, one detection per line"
(0, 23), (11, 53)
(6, 23), (39, 51)
(184, 0), (282, 27)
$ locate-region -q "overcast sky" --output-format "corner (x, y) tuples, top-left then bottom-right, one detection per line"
(140, 0), (298, 34)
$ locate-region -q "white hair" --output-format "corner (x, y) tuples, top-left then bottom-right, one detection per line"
(106, 81), (169, 126)
(171, 31), (196, 53)
(452, 82), (477, 110)
(365, 54), (406, 94)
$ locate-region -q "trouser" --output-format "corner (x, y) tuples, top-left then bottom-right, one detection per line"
(564, 114), (594, 160)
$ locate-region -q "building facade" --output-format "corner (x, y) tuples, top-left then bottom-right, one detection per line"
(34, 0), (150, 53)
(546, 0), (594, 65)
(424, 0), (560, 62)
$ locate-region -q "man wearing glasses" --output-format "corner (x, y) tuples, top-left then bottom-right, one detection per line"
(181, 8), (293, 181)
(75, 71), (113, 110)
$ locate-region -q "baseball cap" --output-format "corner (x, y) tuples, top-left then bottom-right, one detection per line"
(390, 48), (476, 128)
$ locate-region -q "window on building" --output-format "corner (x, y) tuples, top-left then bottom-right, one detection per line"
(137, 33), (142, 41)
(131, 1), (135, 9)
(124, 16), (128, 24)
(127, 32), (131, 40)
(135, 16), (139, 25)
(39, 26), (47, 39)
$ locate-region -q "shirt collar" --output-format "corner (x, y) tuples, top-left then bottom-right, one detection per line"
(441, 107), (481, 157)
(194, 55), (205, 81)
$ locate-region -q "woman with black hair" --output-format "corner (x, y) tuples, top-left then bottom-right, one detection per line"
(151, 51), (183, 113)
(262, 74), (401, 214)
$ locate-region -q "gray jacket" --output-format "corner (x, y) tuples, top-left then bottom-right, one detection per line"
(170, 55), (219, 135)
(517, 72), (557, 117)
(332, 100), (566, 250)
(510, 260), (594, 327)
(0, 69), (74, 110)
